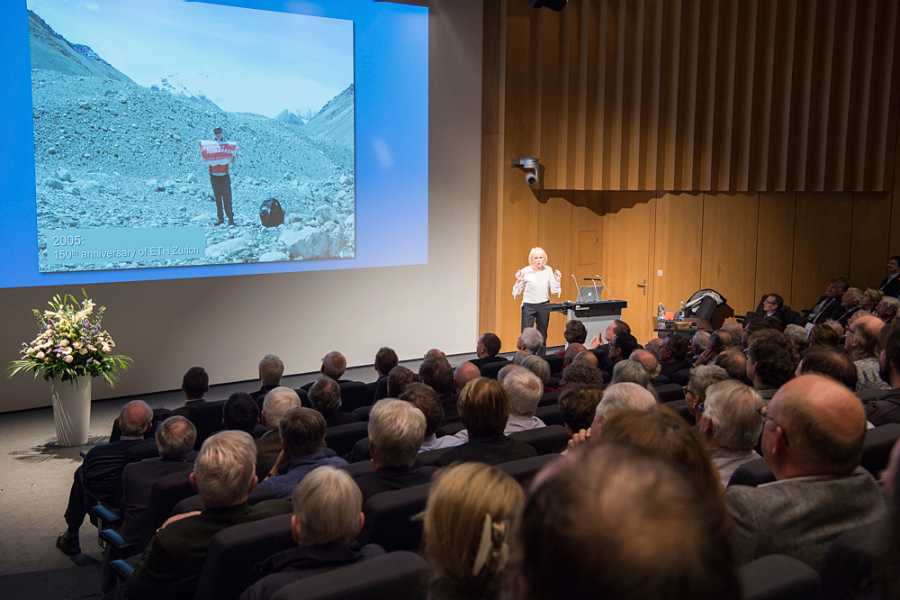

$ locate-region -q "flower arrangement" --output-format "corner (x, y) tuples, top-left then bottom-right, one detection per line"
(9, 293), (131, 384)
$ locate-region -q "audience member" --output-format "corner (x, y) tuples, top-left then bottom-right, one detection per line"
(223, 392), (262, 436)
(838, 287), (865, 326)
(372, 346), (399, 401)
(725, 374), (886, 571)
(387, 365), (418, 398)
(562, 319), (587, 347)
(643, 337), (664, 358)
(519, 354), (552, 388)
(691, 330), (712, 359)
(56, 400), (155, 556)
(515, 442), (739, 600)
(697, 381), (763, 486)
(610, 359), (653, 391)
(684, 365), (730, 421)
(609, 332), (641, 366)
(797, 348), (859, 391)
(783, 323), (810, 359)
(590, 319), (631, 349)
(567, 383), (656, 449)
(630, 349), (661, 380)
(425, 348), (447, 361)
(714, 348), (752, 385)
(864, 325), (900, 425)
(571, 350), (599, 370)
(172, 366), (217, 447)
(240, 467), (383, 600)
(472, 333), (508, 370)
(659, 335), (693, 385)
(435, 378), (537, 466)
(308, 376), (357, 427)
(250, 408), (347, 503)
(454, 361), (481, 391)
(399, 383), (463, 453)
(354, 399), (433, 500)
(562, 342), (586, 367)
(558, 385), (603, 436)
(252, 355), (284, 408)
(846, 314), (890, 393)
(719, 321), (744, 346)
(420, 356), (457, 419)
(809, 322), (844, 351)
(876, 296), (900, 323)
(806, 277), (850, 325)
(882, 256), (900, 297)
(561, 362), (603, 387)
(118, 416), (197, 549)
(257, 387), (302, 479)
(754, 293), (787, 324)
(298, 352), (349, 395)
(746, 330), (795, 400)
(515, 327), (544, 360)
(862, 288), (884, 312)
(499, 366), (545, 433)
(125, 431), (287, 599)
(424, 463), (524, 600)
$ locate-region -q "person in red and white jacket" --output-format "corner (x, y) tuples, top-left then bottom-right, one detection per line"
(206, 127), (236, 226)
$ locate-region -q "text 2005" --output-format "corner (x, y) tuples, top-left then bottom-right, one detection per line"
(51, 235), (82, 247)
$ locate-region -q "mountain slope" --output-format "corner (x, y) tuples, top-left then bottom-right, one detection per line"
(302, 84), (354, 149)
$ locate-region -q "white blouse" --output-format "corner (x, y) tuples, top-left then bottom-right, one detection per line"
(512, 265), (561, 304)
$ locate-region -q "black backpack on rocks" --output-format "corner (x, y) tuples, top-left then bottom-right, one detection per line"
(259, 197), (285, 227)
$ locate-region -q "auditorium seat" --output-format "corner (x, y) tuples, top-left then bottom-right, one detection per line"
(496, 454), (559, 487)
(351, 405), (372, 422)
(509, 425), (569, 455)
(340, 381), (374, 413)
(347, 437), (371, 463)
(727, 459), (776, 488)
(362, 483), (430, 552)
(655, 383), (685, 403)
(860, 423), (900, 477)
(821, 519), (885, 600)
(193, 514), (294, 600)
(479, 361), (508, 379)
(271, 551), (430, 600)
(544, 354), (564, 375)
(535, 403), (563, 426)
(365, 380), (380, 404)
(739, 554), (821, 600)
(538, 390), (560, 406)
(326, 421), (370, 458)
(435, 421), (465, 437)
(173, 400), (227, 450)
(344, 460), (376, 479)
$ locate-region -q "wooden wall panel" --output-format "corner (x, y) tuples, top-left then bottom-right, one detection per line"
(651, 194), (703, 316)
(700, 193), (759, 314)
(850, 193), (893, 289)
(791, 193), (853, 310)
(527, 0), (900, 192)
(754, 193), (797, 306)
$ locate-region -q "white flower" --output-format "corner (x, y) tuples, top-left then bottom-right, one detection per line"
(79, 348), (87, 355)
(72, 341), (82, 349)
(101, 345), (111, 353)
(87, 345), (96, 352)
(36, 351), (45, 359)
(59, 339), (70, 347)
(63, 355), (74, 364)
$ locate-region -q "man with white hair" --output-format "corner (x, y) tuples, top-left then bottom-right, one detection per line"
(515, 327), (545, 363)
(501, 366), (547, 433)
(697, 381), (764, 486)
(610, 359), (653, 391)
(566, 383), (657, 450)
(513, 247), (562, 346)
(353, 399), (435, 500)
(57, 400), (155, 556)
(257, 387), (302, 479)
(125, 431), (288, 599)
(252, 354), (284, 408)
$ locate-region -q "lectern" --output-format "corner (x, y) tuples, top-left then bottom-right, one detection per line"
(548, 300), (629, 343)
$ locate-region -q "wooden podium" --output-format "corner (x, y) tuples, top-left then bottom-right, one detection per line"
(548, 300), (629, 343)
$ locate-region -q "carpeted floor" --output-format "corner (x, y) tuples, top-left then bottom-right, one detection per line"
(0, 351), (492, 590)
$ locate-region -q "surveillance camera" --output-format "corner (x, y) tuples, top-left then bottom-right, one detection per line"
(525, 172), (539, 186)
(513, 156), (541, 187)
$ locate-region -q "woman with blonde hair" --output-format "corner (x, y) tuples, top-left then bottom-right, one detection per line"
(423, 463), (525, 600)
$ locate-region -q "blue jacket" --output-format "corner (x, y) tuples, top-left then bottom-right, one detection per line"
(249, 448), (347, 503)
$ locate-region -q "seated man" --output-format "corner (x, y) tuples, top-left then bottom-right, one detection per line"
(567, 383), (656, 449)
(57, 400), (155, 555)
(297, 351), (350, 395)
(239, 467), (384, 600)
(514, 327), (544, 363)
(558, 385), (603, 437)
(249, 408), (347, 503)
(257, 387), (303, 479)
(435, 378), (537, 466)
(419, 356), (457, 420)
(683, 365), (731, 421)
(386, 365), (418, 398)
(455, 366), (546, 442)
(797, 348), (858, 391)
(746, 330), (795, 401)
(725, 374), (886, 571)
(697, 381), (764, 486)
(806, 277), (849, 325)
(453, 361), (481, 392)
(715, 348), (752, 385)
(372, 346), (399, 401)
(561, 362), (603, 387)
(308, 376), (357, 428)
(125, 431), (288, 600)
(845, 315), (890, 394)
(118, 416), (197, 549)
(876, 295), (900, 323)
(470, 332), (507, 370)
(353, 399), (435, 500)
(172, 367), (218, 448)
(630, 349), (662, 382)
(610, 359), (653, 391)
(864, 324), (900, 425)
(659, 335), (693, 385)
(399, 383), (464, 453)
(251, 354), (284, 409)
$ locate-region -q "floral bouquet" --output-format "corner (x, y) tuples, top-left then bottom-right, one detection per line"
(9, 293), (131, 385)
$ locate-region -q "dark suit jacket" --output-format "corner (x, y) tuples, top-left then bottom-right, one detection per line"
(470, 356), (508, 371)
(838, 305), (863, 327)
(256, 429), (282, 480)
(119, 455), (195, 548)
(353, 465), (436, 502)
(439, 391), (460, 421)
(807, 296), (844, 325)
(660, 358), (693, 386)
(172, 398), (225, 449)
(373, 376), (389, 402)
(880, 275), (900, 298)
(239, 543), (384, 600)
(126, 501), (290, 600)
(82, 437), (158, 505)
(250, 384), (280, 410)
(725, 467), (886, 572)
(435, 434), (537, 466)
(864, 388), (900, 426)
(322, 410), (361, 428)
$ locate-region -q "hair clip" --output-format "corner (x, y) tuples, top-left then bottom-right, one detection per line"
(472, 513), (509, 576)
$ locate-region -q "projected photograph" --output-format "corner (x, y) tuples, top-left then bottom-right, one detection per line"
(27, 0), (355, 272)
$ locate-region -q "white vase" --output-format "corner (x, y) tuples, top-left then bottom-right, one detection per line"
(50, 377), (92, 447)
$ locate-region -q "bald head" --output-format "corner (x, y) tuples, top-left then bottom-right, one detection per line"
(766, 374), (866, 477)
(454, 361), (481, 390)
(573, 350), (599, 369)
(630, 349), (660, 379)
(120, 400), (153, 437)
(321, 351), (347, 380)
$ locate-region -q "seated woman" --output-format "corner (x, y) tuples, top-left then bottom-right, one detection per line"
(744, 293), (787, 329)
(435, 378), (537, 466)
(424, 463), (524, 600)
(240, 466), (383, 600)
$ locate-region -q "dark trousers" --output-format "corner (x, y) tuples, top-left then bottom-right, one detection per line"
(210, 174), (234, 223)
(521, 302), (550, 347)
(64, 466), (88, 531)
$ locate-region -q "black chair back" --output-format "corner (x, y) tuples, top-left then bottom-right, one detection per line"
(174, 400), (226, 450)
(739, 554), (821, 600)
(480, 361), (508, 379)
(535, 404), (563, 426)
(727, 459), (776, 487)
(194, 514), (294, 600)
(271, 551), (429, 600)
(496, 454), (559, 487)
(120, 470), (194, 551)
(363, 483), (430, 552)
(538, 390), (560, 406)
(344, 460), (376, 478)
(326, 422), (370, 458)
(341, 381), (373, 412)
(509, 425), (569, 455)
(861, 423), (900, 476)
(545, 354), (564, 375)
(821, 519), (884, 600)
(655, 383), (685, 403)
